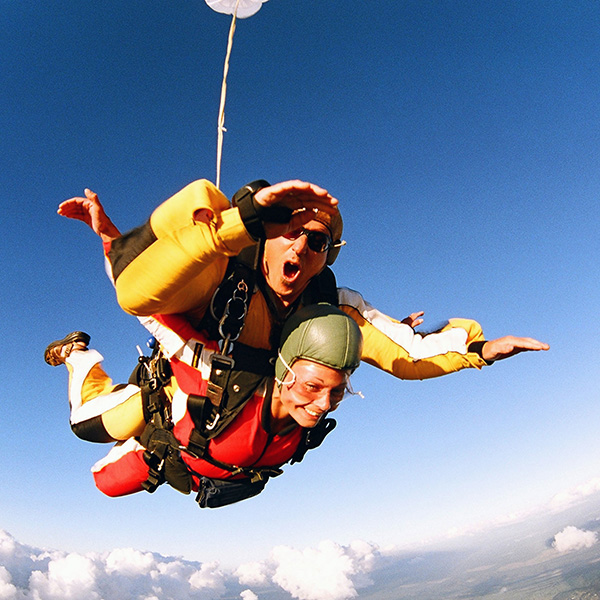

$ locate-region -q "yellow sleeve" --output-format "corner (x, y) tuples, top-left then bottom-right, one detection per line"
(338, 288), (488, 380)
(114, 180), (256, 317)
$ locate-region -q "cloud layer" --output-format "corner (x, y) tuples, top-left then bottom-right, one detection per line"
(4, 478), (600, 599)
(549, 478), (600, 512)
(0, 530), (379, 600)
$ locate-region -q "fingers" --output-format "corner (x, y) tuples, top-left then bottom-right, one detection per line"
(263, 210), (316, 239)
(401, 311), (425, 328)
(57, 197), (89, 218)
(493, 336), (549, 352)
(57, 189), (99, 226)
(262, 180), (330, 198)
(57, 189), (120, 240)
(84, 188), (99, 201)
(254, 180), (339, 214)
(58, 189), (102, 218)
(482, 336), (550, 362)
(511, 337), (550, 351)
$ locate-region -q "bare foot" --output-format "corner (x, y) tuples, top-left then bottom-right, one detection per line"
(58, 189), (121, 243)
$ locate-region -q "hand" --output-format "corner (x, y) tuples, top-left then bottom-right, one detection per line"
(58, 189), (121, 242)
(482, 336), (550, 362)
(401, 311), (424, 328)
(253, 180), (339, 238)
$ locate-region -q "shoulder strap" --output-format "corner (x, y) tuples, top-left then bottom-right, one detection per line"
(198, 244), (261, 347)
(290, 418), (337, 465)
(302, 266), (339, 307)
(186, 344), (274, 444)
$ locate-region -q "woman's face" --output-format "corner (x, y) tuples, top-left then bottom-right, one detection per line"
(274, 359), (350, 429)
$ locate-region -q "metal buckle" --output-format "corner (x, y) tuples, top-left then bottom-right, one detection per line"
(217, 281), (249, 341)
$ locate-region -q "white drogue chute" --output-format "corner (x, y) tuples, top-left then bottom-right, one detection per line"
(205, 0), (268, 19)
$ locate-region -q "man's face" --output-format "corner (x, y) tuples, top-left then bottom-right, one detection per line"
(262, 219), (330, 306)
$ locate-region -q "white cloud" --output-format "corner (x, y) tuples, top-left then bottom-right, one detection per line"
(270, 539), (378, 600)
(29, 553), (100, 600)
(0, 530), (49, 589)
(0, 533), (17, 558)
(235, 561), (268, 586)
(0, 566), (20, 600)
(105, 548), (155, 576)
(235, 540), (381, 600)
(552, 526), (598, 553)
(0, 529), (231, 600)
(188, 560), (225, 594)
(0, 529), (382, 600)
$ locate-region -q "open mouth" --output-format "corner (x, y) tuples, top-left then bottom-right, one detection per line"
(283, 261), (300, 281)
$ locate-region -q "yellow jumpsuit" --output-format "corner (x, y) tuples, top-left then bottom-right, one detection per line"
(110, 179), (489, 381)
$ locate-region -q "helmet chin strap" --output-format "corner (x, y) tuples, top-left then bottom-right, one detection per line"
(274, 352), (296, 387)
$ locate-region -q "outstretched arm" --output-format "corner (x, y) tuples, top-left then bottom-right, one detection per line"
(481, 336), (549, 362)
(58, 179), (338, 245)
(58, 189), (121, 243)
(393, 311), (548, 363)
(338, 288), (550, 380)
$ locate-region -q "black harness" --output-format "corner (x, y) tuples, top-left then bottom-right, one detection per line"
(133, 246), (340, 508)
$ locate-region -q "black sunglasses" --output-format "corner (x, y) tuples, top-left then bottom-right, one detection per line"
(283, 228), (332, 253)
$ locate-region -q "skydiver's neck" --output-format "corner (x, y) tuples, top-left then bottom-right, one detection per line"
(264, 283), (302, 318)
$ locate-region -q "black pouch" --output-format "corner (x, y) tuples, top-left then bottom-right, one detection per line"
(195, 476), (268, 509)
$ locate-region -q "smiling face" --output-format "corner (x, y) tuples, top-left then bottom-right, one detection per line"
(271, 359), (350, 430)
(261, 220), (330, 307)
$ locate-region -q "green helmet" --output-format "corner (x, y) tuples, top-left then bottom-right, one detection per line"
(275, 304), (363, 383)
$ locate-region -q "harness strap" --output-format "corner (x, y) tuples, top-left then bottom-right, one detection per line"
(140, 424), (170, 493)
(186, 394), (212, 458)
(187, 345), (275, 447)
(205, 353), (235, 419)
(195, 476), (269, 509)
(132, 241), (340, 500)
(183, 447), (284, 484)
(202, 244), (261, 345)
(290, 418), (337, 465)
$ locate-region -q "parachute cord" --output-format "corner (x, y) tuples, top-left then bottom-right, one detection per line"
(215, 0), (241, 190)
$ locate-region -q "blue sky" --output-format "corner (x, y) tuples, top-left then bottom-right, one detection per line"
(2, 0), (600, 593)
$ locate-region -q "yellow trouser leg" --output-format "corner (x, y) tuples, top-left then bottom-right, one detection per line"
(101, 392), (146, 440)
(67, 355), (147, 441)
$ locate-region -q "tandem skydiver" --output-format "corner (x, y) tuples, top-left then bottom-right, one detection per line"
(45, 304), (364, 508)
(47, 179), (548, 505)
